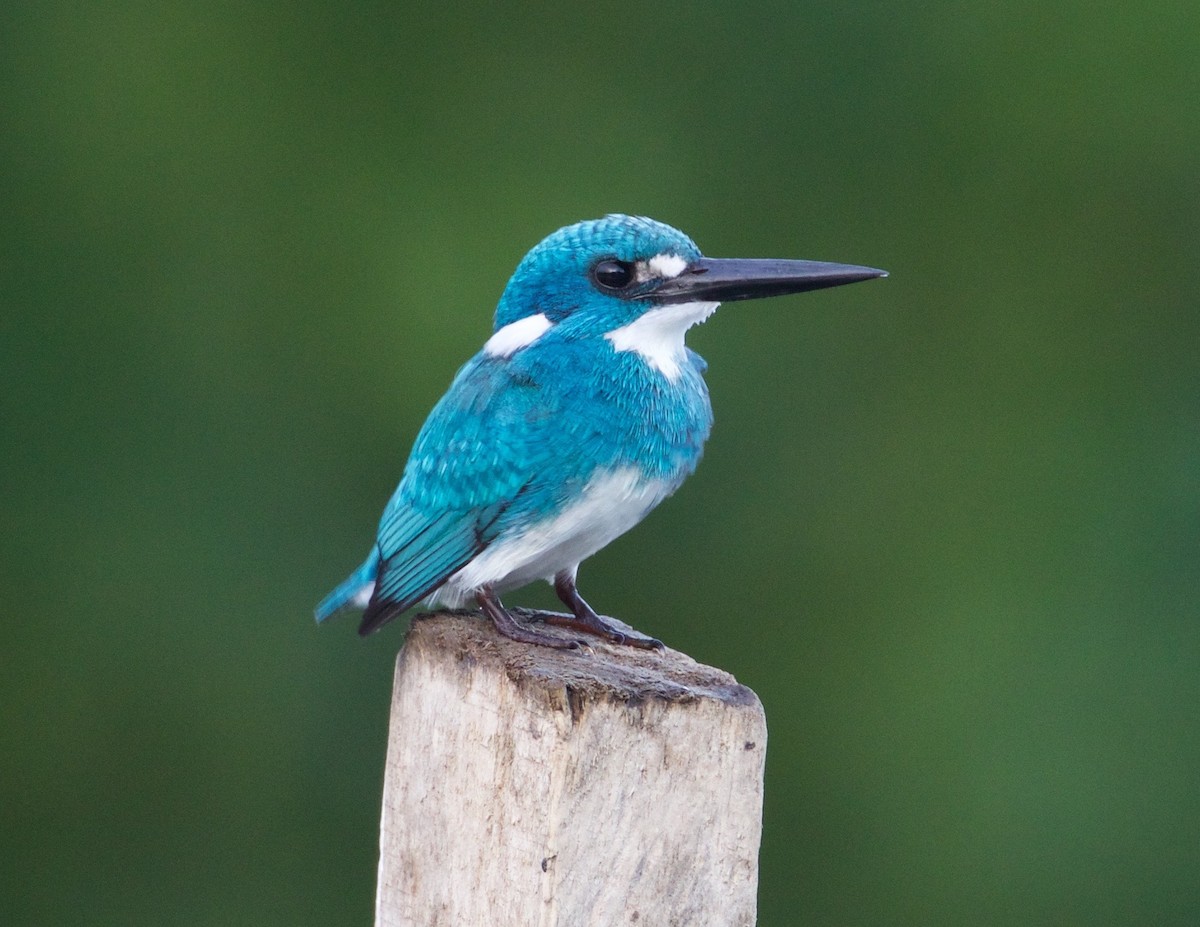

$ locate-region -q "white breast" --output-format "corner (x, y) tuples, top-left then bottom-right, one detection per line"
(430, 467), (672, 607)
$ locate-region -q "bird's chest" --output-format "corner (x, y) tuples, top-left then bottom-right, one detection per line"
(561, 353), (712, 482)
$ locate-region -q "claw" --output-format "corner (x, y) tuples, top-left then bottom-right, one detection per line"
(477, 587), (581, 650)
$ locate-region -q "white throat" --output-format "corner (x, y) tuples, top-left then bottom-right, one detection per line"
(604, 301), (718, 380)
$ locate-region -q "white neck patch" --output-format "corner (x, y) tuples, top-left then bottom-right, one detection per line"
(483, 312), (553, 357)
(605, 300), (718, 381)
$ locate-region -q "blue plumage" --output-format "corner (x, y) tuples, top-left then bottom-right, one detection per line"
(317, 215), (885, 648)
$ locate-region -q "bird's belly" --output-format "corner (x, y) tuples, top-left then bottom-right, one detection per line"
(431, 466), (674, 606)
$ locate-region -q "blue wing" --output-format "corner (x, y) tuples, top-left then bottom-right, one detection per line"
(357, 350), (565, 635)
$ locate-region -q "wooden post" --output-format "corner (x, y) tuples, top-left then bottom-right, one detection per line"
(374, 611), (767, 927)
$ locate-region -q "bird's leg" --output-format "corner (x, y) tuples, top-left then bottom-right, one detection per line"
(476, 585), (582, 650)
(541, 570), (665, 650)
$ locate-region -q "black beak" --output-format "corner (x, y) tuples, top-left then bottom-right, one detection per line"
(650, 257), (887, 305)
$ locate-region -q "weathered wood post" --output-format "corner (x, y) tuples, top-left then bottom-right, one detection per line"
(374, 611), (767, 927)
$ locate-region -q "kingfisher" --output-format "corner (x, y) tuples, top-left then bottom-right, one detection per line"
(316, 215), (885, 649)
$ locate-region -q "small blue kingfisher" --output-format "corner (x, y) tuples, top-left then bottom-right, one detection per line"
(317, 215), (885, 649)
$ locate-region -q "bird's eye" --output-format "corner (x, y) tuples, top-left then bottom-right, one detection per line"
(591, 259), (635, 292)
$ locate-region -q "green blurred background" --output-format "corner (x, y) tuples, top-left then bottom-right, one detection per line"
(3, 1), (1197, 924)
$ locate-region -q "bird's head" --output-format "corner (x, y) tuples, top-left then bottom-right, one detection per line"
(487, 215), (885, 373)
(494, 215), (702, 330)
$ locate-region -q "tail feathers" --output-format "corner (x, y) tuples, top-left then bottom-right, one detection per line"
(314, 552), (379, 623)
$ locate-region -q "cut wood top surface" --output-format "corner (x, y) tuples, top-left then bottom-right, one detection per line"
(404, 609), (759, 709)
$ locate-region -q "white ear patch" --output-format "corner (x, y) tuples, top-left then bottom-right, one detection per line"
(605, 300), (719, 380)
(483, 313), (553, 357)
(647, 253), (689, 279)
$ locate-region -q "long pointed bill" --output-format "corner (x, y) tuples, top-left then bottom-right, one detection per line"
(651, 257), (887, 305)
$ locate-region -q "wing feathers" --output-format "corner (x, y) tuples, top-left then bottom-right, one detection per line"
(358, 501), (511, 636)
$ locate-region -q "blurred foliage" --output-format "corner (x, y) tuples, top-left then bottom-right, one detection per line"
(2, 1), (1198, 924)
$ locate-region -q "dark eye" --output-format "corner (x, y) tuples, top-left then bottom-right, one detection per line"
(591, 259), (635, 291)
